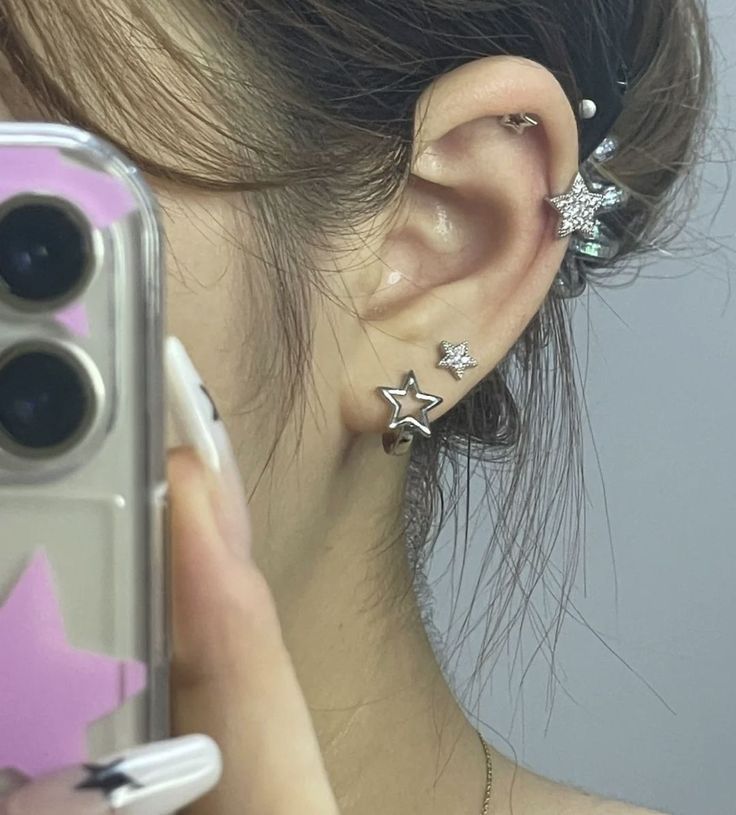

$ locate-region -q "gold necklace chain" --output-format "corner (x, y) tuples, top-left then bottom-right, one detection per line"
(476, 729), (493, 815)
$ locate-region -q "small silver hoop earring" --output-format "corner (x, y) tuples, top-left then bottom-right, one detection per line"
(376, 370), (443, 456)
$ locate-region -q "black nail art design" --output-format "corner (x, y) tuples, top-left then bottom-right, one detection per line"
(199, 384), (220, 422)
(76, 758), (144, 796)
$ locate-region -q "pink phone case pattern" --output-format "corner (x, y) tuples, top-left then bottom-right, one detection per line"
(0, 551), (147, 779)
(0, 143), (147, 779)
(0, 145), (138, 338)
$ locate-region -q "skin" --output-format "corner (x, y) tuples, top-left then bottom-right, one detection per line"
(0, 38), (665, 815)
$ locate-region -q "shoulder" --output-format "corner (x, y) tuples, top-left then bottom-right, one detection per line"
(489, 746), (670, 815)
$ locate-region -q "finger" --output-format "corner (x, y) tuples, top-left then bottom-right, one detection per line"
(165, 338), (338, 815)
(0, 735), (221, 815)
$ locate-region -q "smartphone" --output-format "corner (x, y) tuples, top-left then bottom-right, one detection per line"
(0, 123), (168, 789)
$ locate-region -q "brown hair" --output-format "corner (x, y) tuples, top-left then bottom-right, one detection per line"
(0, 0), (712, 702)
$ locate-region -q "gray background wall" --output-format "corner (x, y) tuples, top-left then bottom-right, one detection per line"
(429, 3), (736, 814)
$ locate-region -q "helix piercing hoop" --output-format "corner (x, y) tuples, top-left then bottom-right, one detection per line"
(376, 370), (443, 456)
(437, 340), (477, 380)
(499, 113), (539, 134)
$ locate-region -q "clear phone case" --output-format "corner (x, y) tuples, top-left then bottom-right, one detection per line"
(0, 123), (168, 788)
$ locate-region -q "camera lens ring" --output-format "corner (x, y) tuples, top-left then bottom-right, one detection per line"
(0, 194), (96, 312)
(0, 341), (100, 460)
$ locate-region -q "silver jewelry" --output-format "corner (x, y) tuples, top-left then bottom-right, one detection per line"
(590, 135), (619, 163)
(546, 172), (606, 240)
(377, 370), (442, 456)
(500, 113), (539, 134)
(436, 340), (477, 380)
(579, 99), (598, 120)
(552, 135), (629, 298)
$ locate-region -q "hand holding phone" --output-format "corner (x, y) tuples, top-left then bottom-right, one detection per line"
(0, 123), (168, 780)
(0, 124), (339, 815)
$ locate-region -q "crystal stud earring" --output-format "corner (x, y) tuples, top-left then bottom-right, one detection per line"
(376, 370), (443, 455)
(436, 340), (478, 380)
(499, 113), (539, 134)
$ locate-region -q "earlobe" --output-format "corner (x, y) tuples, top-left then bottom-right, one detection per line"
(341, 55), (581, 441)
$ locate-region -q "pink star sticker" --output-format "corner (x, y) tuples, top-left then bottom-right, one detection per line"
(0, 551), (147, 779)
(54, 302), (90, 338)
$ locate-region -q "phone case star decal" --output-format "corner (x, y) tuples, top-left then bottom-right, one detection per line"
(0, 146), (138, 229)
(55, 301), (91, 339)
(0, 551), (147, 779)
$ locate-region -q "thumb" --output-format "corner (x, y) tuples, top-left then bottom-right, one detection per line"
(165, 338), (338, 815)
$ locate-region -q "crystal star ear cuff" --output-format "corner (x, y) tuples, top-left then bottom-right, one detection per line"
(376, 370), (443, 456)
(545, 171), (606, 240)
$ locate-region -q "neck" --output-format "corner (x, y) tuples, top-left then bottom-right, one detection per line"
(247, 431), (489, 815)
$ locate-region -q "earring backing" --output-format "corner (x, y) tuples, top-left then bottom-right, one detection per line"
(376, 370), (443, 455)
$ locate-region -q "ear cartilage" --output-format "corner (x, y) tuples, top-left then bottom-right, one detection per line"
(499, 113), (540, 134)
(436, 340), (478, 380)
(376, 370), (443, 456)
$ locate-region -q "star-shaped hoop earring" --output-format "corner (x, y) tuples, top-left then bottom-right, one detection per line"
(376, 370), (443, 455)
(545, 172), (606, 240)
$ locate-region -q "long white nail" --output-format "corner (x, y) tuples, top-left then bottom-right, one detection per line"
(81, 735), (221, 815)
(165, 336), (252, 558)
(165, 336), (234, 474)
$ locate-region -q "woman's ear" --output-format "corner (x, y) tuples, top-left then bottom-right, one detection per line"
(338, 55), (580, 437)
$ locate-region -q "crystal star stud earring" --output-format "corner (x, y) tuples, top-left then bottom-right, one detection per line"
(500, 113), (540, 134)
(545, 172), (606, 240)
(437, 340), (478, 380)
(376, 370), (443, 455)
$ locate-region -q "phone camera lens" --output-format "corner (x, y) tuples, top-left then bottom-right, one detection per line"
(0, 198), (93, 309)
(0, 345), (95, 458)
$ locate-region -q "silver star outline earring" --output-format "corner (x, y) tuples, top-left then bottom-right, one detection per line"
(437, 340), (478, 380)
(377, 370), (443, 456)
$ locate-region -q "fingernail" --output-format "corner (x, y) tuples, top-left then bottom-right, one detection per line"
(165, 336), (252, 559)
(165, 336), (234, 475)
(0, 735), (221, 815)
(80, 734), (221, 815)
